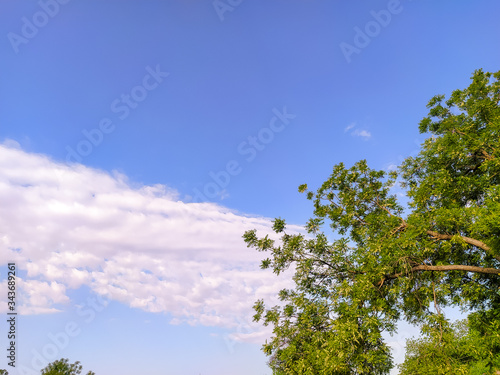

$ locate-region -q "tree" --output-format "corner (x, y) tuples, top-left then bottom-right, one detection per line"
(41, 358), (95, 375)
(399, 317), (500, 374)
(0, 370), (9, 375)
(243, 69), (500, 374)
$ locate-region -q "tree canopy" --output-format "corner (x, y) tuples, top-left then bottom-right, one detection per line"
(1, 359), (95, 375)
(40, 358), (95, 375)
(399, 318), (500, 374)
(244, 69), (500, 374)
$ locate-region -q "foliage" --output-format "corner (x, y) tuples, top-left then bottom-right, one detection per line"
(243, 69), (500, 374)
(0, 370), (8, 375)
(41, 358), (95, 375)
(399, 315), (500, 374)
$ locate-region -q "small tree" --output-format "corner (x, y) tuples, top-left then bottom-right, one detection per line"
(41, 358), (95, 375)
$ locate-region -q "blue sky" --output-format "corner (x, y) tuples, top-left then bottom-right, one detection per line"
(0, 1), (499, 374)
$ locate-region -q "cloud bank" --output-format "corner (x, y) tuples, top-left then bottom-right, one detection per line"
(0, 141), (299, 340)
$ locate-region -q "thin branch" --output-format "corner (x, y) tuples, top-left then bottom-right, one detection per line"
(377, 263), (500, 287)
(481, 149), (494, 161)
(412, 264), (500, 274)
(392, 264), (500, 280)
(390, 220), (408, 236)
(432, 280), (441, 316)
(320, 191), (368, 226)
(427, 230), (500, 262)
(374, 197), (395, 218)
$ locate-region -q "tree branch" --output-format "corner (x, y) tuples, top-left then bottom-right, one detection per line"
(427, 230), (500, 262)
(481, 149), (494, 161)
(411, 264), (500, 275)
(374, 198), (395, 218)
(377, 263), (500, 287)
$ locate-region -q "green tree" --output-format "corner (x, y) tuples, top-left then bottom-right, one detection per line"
(41, 358), (95, 375)
(243, 69), (500, 374)
(0, 369), (9, 375)
(399, 316), (500, 374)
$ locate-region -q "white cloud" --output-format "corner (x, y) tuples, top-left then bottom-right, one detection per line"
(344, 123), (371, 139)
(0, 142), (300, 338)
(344, 122), (356, 132)
(351, 129), (372, 139)
(0, 278), (70, 314)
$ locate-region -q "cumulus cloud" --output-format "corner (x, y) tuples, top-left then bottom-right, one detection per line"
(351, 129), (371, 139)
(0, 141), (300, 339)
